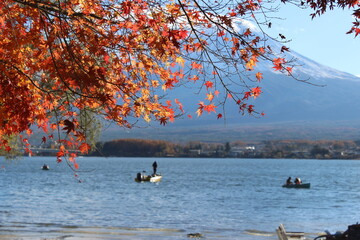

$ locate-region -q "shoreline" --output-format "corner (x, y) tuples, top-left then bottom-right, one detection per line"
(0, 224), (325, 240)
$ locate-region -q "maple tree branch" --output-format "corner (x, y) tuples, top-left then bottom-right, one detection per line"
(177, 1), (251, 98)
(0, 59), (56, 94)
(15, 0), (106, 23)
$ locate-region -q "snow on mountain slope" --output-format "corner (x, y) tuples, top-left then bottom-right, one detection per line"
(255, 39), (359, 82)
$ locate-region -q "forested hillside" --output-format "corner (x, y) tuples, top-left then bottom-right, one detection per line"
(89, 139), (360, 159)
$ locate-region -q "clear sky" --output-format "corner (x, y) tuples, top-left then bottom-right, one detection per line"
(267, 4), (359, 77)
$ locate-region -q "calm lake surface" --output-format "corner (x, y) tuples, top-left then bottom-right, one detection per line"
(1, 157), (360, 240)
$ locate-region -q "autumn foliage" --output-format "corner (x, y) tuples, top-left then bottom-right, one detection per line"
(0, 0), (358, 168)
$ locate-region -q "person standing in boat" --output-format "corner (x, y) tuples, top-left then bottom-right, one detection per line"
(152, 161), (158, 176)
(286, 177), (292, 185)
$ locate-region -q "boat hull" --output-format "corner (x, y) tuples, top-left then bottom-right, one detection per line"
(135, 174), (162, 183)
(149, 176), (162, 182)
(282, 183), (310, 188)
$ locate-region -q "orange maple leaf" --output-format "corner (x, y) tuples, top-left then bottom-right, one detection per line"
(273, 58), (285, 71)
(204, 104), (217, 113)
(74, 162), (79, 170)
(191, 62), (202, 69)
(251, 86), (262, 98)
(206, 93), (214, 101)
(255, 72), (263, 81)
(79, 143), (91, 154)
(175, 99), (184, 112)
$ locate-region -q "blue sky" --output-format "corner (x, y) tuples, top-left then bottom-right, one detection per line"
(267, 4), (359, 77)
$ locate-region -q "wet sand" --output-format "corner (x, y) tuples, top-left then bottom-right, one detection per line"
(0, 224), (282, 240)
(0, 224), (323, 240)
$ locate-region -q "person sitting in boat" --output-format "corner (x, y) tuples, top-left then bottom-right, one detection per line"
(136, 172), (142, 182)
(152, 161), (158, 175)
(294, 177), (302, 185)
(286, 177), (293, 185)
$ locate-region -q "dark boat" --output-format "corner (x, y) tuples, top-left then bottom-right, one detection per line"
(282, 183), (310, 188)
(41, 164), (50, 170)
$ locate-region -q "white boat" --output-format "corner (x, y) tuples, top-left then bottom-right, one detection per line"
(149, 175), (162, 182)
(135, 173), (162, 182)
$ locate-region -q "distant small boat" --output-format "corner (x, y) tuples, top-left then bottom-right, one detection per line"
(282, 183), (310, 189)
(41, 165), (50, 170)
(135, 173), (162, 182)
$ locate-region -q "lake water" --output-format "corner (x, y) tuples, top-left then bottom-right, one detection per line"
(1, 157), (360, 240)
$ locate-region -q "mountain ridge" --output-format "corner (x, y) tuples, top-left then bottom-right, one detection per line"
(102, 24), (360, 142)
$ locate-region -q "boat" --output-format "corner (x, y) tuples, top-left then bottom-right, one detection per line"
(282, 183), (310, 188)
(135, 172), (162, 182)
(41, 164), (50, 170)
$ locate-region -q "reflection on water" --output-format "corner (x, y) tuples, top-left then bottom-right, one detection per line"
(1, 157), (360, 239)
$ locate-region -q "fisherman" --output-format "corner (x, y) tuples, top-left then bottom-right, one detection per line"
(286, 177), (292, 185)
(152, 161), (158, 175)
(137, 172), (142, 181)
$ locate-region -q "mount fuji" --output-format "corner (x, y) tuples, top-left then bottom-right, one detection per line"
(102, 24), (360, 142)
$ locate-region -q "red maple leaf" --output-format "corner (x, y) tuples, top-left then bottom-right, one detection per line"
(204, 81), (213, 89)
(247, 105), (254, 113)
(281, 46), (290, 53)
(104, 55), (110, 64)
(178, 29), (188, 39)
(355, 28), (360, 37)
(62, 119), (75, 134)
(159, 117), (167, 125)
(243, 91), (251, 100)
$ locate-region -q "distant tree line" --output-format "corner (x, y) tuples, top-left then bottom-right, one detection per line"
(88, 139), (360, 159)
(91, 139), (179, 157)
